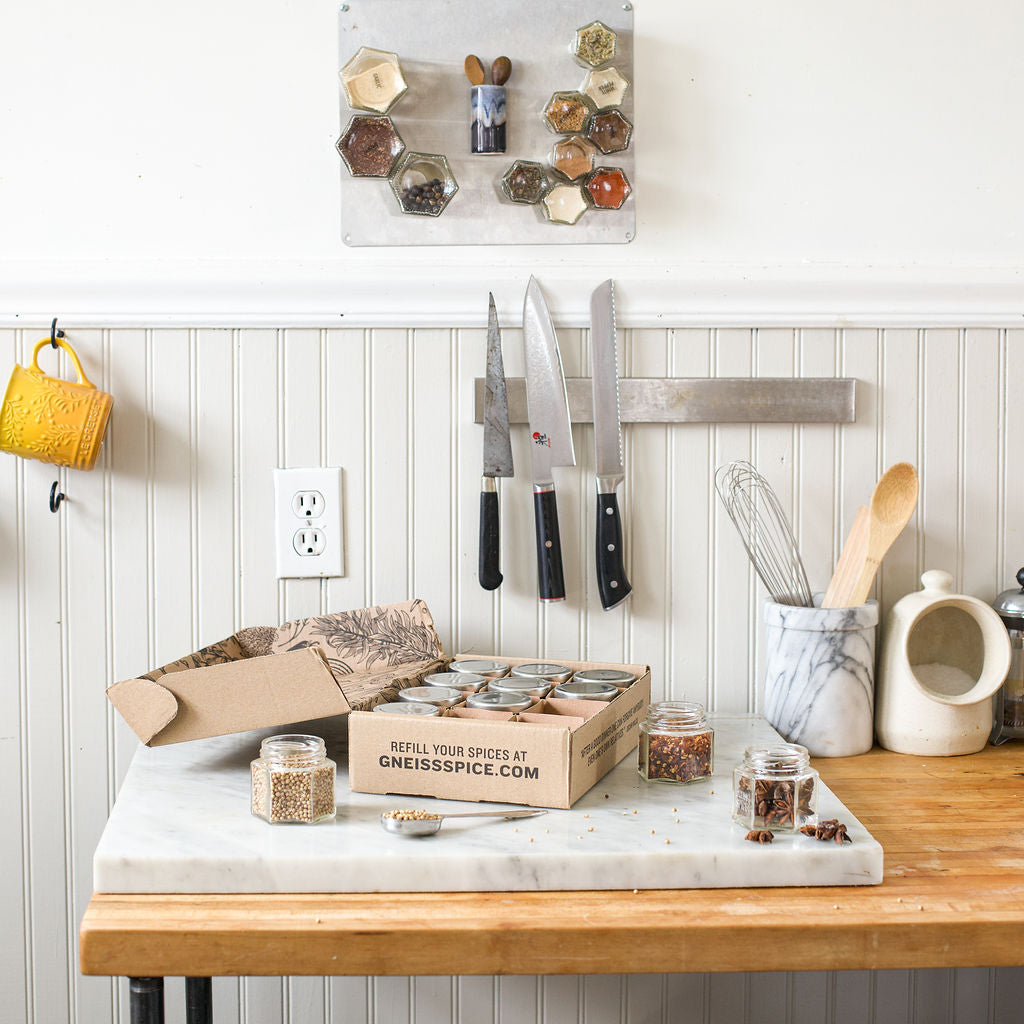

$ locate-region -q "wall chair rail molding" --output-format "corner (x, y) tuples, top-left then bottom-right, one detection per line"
(4, 261), (1024, 329)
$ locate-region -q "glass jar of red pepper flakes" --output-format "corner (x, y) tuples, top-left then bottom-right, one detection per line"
(637, 701), (714, 784)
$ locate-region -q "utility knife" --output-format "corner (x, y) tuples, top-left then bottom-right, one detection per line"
(522, 277), (576, 602)
(590, 279), (632, 609)
(479, 292), (513, 590)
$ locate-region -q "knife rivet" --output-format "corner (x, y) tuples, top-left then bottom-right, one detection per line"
(606, 507), (614, 515)
(607, 544), (615, 552)
(611, 580), (619, 588)
(545, 540), (553, 548)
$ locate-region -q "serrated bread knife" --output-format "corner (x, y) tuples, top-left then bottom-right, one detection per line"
(590, 279), (632, 609)
(479, 292), (514, 590)
(522, 277), (576, 602)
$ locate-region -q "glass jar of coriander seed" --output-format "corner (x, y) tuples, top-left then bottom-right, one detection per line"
(638, 701), (714, 784)
(732, 743), (818, 833)
(250, 734), (336, 825)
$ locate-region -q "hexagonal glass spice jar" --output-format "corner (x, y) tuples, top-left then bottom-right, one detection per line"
(638, 702), (714, 785)
(389, 152), (458, 216)
(573, 20), (617, 68)
(251, 734), (336, 825)
(541, 183), (588, 225)
(585, 166), (632, 209)
(339, 46), (408, 114)
(587, 109), (634, 154)
(336, 115), (405, 178)
(501, 160), (548, 205)
(550, 136), (596, 182)
(542, 91), (595, 135)
(732, 743), (819, 833)
(581, 66), (630, 110)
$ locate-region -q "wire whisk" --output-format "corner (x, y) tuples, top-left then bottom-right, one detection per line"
(714, 460), (813, 607)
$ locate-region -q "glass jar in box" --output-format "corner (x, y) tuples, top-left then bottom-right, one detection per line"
(250, 734), (336, 825)
(991, 567), (1024, 742)
(732, 743), (818, 832)
(638, 701), (714, 784)
(339, 46), (408, 114)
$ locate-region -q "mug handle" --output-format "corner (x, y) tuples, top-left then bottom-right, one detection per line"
(30, 336), (95, 389)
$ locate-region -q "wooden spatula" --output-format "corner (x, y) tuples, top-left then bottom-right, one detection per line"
(822, 505), (870, 608)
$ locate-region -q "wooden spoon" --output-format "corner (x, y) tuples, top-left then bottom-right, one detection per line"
(842, 462), (919, 607)
(464, 54), (486, 86)
(491, 56), (512, 86)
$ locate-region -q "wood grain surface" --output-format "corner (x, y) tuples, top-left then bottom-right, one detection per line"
(79, 744), (1024, 978)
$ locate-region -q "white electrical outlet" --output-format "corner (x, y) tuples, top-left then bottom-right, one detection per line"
(274, 467), (344, 579)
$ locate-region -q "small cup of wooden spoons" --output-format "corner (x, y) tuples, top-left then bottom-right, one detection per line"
(465, 54), (512, 154)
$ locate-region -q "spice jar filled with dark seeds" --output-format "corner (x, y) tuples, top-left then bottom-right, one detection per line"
(389, 152), (458, 216)
(732, 743), (818, 833)
(637, 701), (714, 784)
(250, 734), (336, 825)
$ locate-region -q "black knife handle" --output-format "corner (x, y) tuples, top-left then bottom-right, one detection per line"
(596, 491), (632, 609)
(533, 486), (565, 602)
(478, 484), (502, 591)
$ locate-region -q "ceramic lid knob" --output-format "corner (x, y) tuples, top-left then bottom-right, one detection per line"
(921, 570), (953, 593)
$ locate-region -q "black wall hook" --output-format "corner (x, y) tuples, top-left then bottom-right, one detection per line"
(50, 317), (64, 349)
(49, 481), (65, 513)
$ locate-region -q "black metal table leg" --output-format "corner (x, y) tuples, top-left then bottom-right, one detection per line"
(186, 977), (213, 1024)
(129, 977), (164, 1024)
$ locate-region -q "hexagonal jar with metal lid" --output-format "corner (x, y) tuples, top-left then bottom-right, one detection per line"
(550, 136), (596, 181)
(339, 46), (408, 114)
(336, 115), (405, 177)
(581, 66), (629, 110)
(542, 91), (594, 135)
(389, 152), (458, 216)
(541, 183), (588, 225)
(587, 109), (634, 154)
(585, 166), (632, 209)
(572, 20), (617, 68)
(501, 160), (548, 205)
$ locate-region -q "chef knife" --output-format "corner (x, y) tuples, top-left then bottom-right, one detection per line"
(522, 276), (576, 602)
(479, 292), (514, 590)
(590, 279), (632, 609)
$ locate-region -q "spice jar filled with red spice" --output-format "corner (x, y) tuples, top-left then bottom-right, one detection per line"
(732, 743), (818, 833)
(637, 701), (714, 784)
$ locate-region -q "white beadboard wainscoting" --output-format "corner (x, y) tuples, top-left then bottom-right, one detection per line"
(2, 324), (1024, 1024)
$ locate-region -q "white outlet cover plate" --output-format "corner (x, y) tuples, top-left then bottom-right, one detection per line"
(274, 467), (345, 579)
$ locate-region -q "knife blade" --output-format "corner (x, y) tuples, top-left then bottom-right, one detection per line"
(590, 279), (632, 609)
(479, 292), (513, 591)
(523, 276), (576, 602)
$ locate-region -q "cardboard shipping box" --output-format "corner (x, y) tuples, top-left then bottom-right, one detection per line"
(107, 599), (446, 745)
(348, 655), (651, 808)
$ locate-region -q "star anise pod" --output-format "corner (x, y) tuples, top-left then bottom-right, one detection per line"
(744, 829), (774, 844)
(765, 781), (795, 827)
(799, 818), (852, 843)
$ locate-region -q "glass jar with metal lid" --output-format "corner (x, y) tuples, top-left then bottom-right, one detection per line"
(425, 671), (488, 695)
(397, 685), (462, 709)
(510, 662), (574, 684)
(552, 680), (618, 702)
(572, 668), (634, 687)
(490, 675), (553, 699)
(250, 734), (336, 825)
(448, 659), (511, 681)
(466, 690), (532, 713)
(638, 702), (713, 784)
(992, 568), (1024, 743)
(732, 743), (818, 832)
(372, 701), (440, 717)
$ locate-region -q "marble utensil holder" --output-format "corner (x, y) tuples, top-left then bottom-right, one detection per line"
(763, 599), (879, 757)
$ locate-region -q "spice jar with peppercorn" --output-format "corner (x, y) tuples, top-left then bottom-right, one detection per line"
(732, 743), (818, 833)
(250, 734), (336, 825)
(637, 701), (714, 784)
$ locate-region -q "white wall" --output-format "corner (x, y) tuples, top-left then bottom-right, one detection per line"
(2, 323), (1024, 1024)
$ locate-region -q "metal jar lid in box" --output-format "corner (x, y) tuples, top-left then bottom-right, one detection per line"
(466, 690), (532, 712)
(572, 668), (634, 687)
(424, 671), (488, 694)
(372, 701), (440, 716)
(397, 686), (463, 708)
(448, 658), (511, 680)
(510, 662), (573, 684)
(489, 675), (552, 699)
(551, 680), (618, 701)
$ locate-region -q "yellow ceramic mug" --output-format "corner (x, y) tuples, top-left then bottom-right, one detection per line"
(0, 336), (113, 471)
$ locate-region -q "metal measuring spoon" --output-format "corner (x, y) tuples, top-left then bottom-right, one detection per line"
(381, 808), (545, 837)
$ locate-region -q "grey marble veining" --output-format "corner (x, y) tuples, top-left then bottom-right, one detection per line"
(93, 714), (882, 893)
(764, 600), (878, 758)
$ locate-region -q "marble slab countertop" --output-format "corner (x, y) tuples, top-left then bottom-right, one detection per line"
(93, 714), (883, 893)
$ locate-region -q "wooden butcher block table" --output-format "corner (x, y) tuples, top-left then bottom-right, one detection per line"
(80, 745), (1024, 1023)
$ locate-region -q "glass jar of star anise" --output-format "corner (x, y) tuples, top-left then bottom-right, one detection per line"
(637, 701), (714, 784)
(732, 743), (818, 833)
